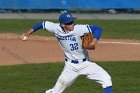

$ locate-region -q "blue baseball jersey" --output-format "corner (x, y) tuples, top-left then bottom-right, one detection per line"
(42, 21), (92, 60)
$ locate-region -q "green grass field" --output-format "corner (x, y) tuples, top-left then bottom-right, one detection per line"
(0, 62), (139, 93)
(0, 19), (140, 39)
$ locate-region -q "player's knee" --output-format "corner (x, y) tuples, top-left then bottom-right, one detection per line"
(102, 75), (112, 88)
(57, 76), (70, 86)
(52, 75), (71, 93)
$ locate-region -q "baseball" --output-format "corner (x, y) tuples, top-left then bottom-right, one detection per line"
(21, 35), (28, 41)
(23, 36), (28, 40)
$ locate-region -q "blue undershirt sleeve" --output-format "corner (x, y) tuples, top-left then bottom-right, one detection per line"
(32, 22), (43, 32)
(89, 25), (102, 40)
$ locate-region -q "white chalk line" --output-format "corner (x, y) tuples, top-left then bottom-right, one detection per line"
(99, 41), (140, 45)
(1, 36), (140, 45)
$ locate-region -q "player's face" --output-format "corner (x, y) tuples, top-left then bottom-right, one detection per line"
(64, 21), (75, 31)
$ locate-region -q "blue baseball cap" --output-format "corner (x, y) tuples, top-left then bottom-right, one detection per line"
(59, 11), (77, 24)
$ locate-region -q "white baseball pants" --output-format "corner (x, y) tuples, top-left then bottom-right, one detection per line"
(45, 60), (112, 93)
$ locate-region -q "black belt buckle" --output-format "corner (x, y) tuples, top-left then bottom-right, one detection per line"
(72, 58), (86, 64)
(65, 58), (86, 64)
(83, 58), (86, 62)
(71, 60), (79, 64)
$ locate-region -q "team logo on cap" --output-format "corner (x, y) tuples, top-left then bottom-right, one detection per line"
(66, 14), (71, 18)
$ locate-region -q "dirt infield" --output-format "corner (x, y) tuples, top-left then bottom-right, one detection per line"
(0, 34), (140, 65)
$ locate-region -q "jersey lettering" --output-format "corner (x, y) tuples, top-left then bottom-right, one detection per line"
(58, 36), (76, 41)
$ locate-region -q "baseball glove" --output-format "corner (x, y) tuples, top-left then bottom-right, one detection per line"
(81, 33), (95, 50)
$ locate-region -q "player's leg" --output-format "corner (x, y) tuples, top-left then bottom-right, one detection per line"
(43, 63), (79, 93)
(79, 61), (112, 93)
(103, 86), (112, 93)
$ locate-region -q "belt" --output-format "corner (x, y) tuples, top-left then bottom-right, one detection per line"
(65, 58), (86, 64)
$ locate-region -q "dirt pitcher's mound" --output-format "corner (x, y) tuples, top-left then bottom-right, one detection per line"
(0, 35), (140, 65)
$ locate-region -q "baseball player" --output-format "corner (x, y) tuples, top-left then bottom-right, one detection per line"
(21, 11), (112, 93)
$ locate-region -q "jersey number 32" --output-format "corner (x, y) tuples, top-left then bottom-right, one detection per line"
(70, 43), (78, 51)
